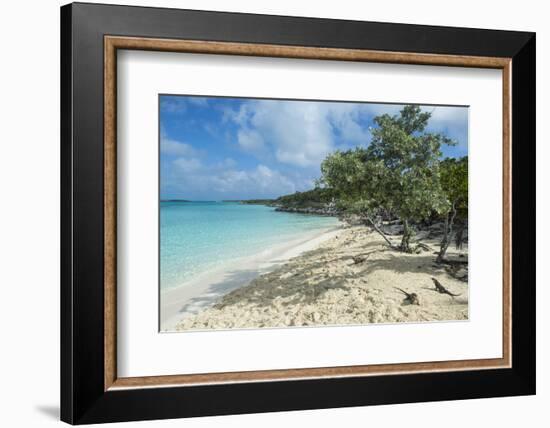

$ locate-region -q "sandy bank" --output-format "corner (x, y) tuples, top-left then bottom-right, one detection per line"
(173, 226), (469, 331)
(161, 226), (343, 331)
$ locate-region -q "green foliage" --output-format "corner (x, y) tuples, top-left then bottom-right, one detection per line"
(320, 148), (377, 214)
(236, 199), (276, 205)
(322, 105), (454, 219)
(320, 105), (458, 251)
(436, 156), (468, 261)
(275, 187), (335, 208)
(439, 156), (468, 218)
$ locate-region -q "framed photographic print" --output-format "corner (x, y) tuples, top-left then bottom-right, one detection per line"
(60, 2), (535, 424)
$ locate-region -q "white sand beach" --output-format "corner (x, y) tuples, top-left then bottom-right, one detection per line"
(161, 226), (343, 331)
(164, 225), (468, 332)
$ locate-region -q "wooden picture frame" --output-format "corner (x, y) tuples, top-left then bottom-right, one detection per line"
(61, 2), (535, 424)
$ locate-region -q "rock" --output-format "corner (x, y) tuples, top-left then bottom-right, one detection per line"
(274, 205), (340, 216)
(380, 224), (403, 235)
(415, 230), (430, 240)
(428, 222), (445, 231)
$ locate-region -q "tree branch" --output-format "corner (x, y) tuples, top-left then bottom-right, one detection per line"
(365, 215), (397, 249)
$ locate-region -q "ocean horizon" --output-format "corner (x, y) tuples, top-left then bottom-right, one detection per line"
(160, 201), (340, 290)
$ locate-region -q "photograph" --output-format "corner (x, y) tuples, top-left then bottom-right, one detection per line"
(53, 2), (536, 424)
(45, 0), (540, 424)
(159, 95), (469, 332)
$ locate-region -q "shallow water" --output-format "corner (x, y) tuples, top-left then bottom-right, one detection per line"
(160, 201), (339, 290)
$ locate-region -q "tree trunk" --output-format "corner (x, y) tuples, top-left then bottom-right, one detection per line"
(399, 219), (413, 252)
(437, 201), (457, 263)
(365, 215), (395, 248)
(455, 222), (464, 249)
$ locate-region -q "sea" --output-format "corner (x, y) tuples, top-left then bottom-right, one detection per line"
(160, 201), (340, 290)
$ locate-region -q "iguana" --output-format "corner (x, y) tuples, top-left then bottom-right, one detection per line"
(394, 287), (420, 305)
(431, 277), (461, 297)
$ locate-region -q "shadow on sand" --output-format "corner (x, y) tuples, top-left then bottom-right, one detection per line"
(175, 243), (462, 316)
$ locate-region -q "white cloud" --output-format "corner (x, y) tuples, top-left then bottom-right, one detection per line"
(329, 105), (369, 142)
(423, 105), (469, 149)
(253, 164), (295, 192)
(161, 100), (468, 199)
(187, 97), (209, 107)
(160, 98), (186, 113)
(217, 164), (296, 195)
(225, 100), (372, 168)
(173, 157), (202, 172)
(219, 158), (237, 168)
(160, 137), (199, 157)
(166, 157), (297, 199)
(428, 106), (468, 124)
(161, 96), (209, 113)
(211, 164), (295, 194)
(222, 102), (249, 125)
(237, 129), (265, 153)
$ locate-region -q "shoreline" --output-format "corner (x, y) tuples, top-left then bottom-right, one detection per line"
(172, 225), (469, 332)
(160, 225), (343, 331)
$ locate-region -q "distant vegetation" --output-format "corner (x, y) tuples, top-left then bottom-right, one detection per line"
(274, 188), (335, 209)
(235, 188), (335, 208)
(224, 199), (276, 205)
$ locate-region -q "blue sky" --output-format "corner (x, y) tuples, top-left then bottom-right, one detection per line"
(160, 95), (468, 200)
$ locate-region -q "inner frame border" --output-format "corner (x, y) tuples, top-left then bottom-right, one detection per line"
(104, 35), (512, 391)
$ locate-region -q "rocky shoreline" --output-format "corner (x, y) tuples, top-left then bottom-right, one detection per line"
(274, 205), (339, 216)
(273, 204), (468, 248)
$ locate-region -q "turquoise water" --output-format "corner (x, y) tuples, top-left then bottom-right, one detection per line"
(160, 202), (339, 290)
